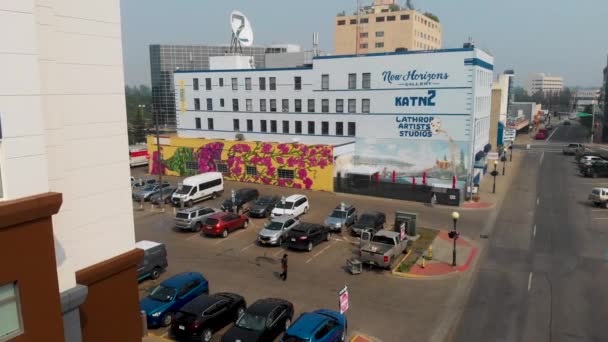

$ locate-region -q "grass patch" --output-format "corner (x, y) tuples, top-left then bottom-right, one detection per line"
(395, 227), (440, 273)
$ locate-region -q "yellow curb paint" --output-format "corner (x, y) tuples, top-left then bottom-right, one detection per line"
(350, 334), (375, 342)
(391, 249), (412, 273)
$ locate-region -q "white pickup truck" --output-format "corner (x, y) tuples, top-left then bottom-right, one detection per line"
(359, 230), (408, 269)
(589, 187), (608, 208)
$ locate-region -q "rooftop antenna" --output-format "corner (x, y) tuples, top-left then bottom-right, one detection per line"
(313, 32), (320, 57)
(230, 11), (254, 54)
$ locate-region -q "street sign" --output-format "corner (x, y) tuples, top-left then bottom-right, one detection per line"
(487, 152), (499, 160)
(338, 286), (349, 314)
(503, 128), (516, 142)
(400, 222), (406, 241)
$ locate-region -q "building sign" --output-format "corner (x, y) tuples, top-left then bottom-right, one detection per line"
(503, 128), (516, 142)
(396, 116), (440, 138)
(382, 70), (449, 87)
(338, 286), (349, 314)
(179, 80), (186, 113)
(395, 90), (437, 107)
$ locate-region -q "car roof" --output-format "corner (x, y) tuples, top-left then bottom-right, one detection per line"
(259, 195), (280, 200)
(333, 203), (354, 211)
(285, 194), (306, 201)
(361, 211), (384, 217)
(271, 215), (297, 223)
(161, 272), (204, 288)
(177, 206), (213, 214)
(247, 298), (289, 315)
(294, 223), (323, 231)
(287, 312), (328, 337)
(235, 188), (257, 194)
(207, 212), (231, 219)
(180, 294), (223, 313)
(135, 240), (162, 251)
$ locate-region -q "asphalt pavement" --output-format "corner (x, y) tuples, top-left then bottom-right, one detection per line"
(452, 120), (608, 341)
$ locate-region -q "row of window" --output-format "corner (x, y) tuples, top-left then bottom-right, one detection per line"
(194, 118), (357, 137)
(359, 31), (385, 38)
(192, 73), (371, 92)
(204, 163), (295, 179)
(337, 14), (411, 26)
(415, 30), (440, 44)
(360, 42), (384, 49)
(194, 98), (371, 114)
(415, 41), (436, 50)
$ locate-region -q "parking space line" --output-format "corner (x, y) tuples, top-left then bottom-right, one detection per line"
(213, 229), (249, 245)
(185, 233), (201, 241)
(273, 248), (284, 257)
(595, 217), (608, 220)
(241, 243), (255, 252)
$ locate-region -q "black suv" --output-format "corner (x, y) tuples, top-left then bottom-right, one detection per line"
(221, 188), (260, 213)
(221, 298), (294, 342)
(249, 195), (281, 218)
(351, 211), (386, 236)
(285, 223), (331, 252)
(581, 160), (608, 178)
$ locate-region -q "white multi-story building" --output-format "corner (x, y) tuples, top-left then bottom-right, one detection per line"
(526, 73), (564, 95)
(174, 48), (494, 189)
(0, 1), (140, 341)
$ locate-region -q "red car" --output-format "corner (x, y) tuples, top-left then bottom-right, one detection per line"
(202, 212), (249, 238)
(535, 129), (548, 140)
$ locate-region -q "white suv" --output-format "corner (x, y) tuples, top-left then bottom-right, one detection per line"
(271, 194), (309, 218)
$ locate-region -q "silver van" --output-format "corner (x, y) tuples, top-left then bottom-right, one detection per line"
(175, 206), (221, 232)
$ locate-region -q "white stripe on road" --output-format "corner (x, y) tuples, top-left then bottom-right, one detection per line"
(540, 152), (544, 165)
(186, 233), (201, 241)
(595, 217), (608, 220)
(546, 126), (559, 141)
(601, 148), (608, 152)
(537, 197), (540, 206)
(214, 228), (249, 245)
(273, 248), (284, 257)
(240, 243), (255, 252)
(528, 272), (533, 291)
(533, 224), (536, 237)
(306, 241), (337, 263)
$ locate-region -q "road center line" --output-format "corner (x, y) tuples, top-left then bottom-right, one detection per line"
(546, 126), (559, 141)
(533, 224), (536, 237)
(540, 151), (544, 165)
(528, 272), (533, 291)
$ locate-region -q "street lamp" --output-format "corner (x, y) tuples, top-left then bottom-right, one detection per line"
(501, 154), (507, 176)
(509, 144), (513, 162)
(448, 211), (460, 267)
(491, 161), (499, 194)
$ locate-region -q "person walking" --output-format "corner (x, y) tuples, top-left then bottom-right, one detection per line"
(280, 254), (288, 281)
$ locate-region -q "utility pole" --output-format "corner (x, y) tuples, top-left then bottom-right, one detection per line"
(154, 104), (164, 212)
(591, 104), (597, 144)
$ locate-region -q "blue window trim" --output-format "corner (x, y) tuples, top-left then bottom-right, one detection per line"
(313, 86), (472, 92)
(464, 58), (494, 71)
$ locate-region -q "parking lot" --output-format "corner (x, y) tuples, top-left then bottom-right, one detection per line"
(132, 167), (491, 341)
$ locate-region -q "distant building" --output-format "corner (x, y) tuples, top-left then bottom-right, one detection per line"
(526, 73), (564, 95)
(491, 72), (516, 146)
(334, 0), (442, 55)
(573, 89), (600, 111)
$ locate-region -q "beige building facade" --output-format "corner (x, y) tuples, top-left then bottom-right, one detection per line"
(335, 0), (442, 55)
(526, 73), (564, 95)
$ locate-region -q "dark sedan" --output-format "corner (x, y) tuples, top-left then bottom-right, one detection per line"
(221, 298), (294, 342)
(171, 292), (246, 342)
(221, 188), (260, 213)
(248, 195), (281, 218)
(351, 211), (386, 236)
(285, 223), (331, 252)
(150, 187), (177, 205)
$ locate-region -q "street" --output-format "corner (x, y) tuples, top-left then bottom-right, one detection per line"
(453, 120), (608, 341)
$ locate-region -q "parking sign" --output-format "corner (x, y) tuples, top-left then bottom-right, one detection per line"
(339, 286), (349, 314)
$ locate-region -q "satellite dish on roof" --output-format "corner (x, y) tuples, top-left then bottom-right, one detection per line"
(230, 11), (254, 53)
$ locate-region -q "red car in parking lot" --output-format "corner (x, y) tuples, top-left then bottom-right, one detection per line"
(203, 212), (249, 238)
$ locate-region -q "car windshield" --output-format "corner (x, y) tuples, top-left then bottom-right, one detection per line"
(235, 312), (267, 331)
(176, 185), (192, 195)
(266, 221), (284, 231)
(359, 215), (376, 224)
(592, 189), (600, 195)
(148, 285), (176, 302)
(330, 210), (347, 218)
(142, 184), (156, 191)
(255, 197), (273, 205)
(276, 201), (294, 209)
(282, 335), (309, 342)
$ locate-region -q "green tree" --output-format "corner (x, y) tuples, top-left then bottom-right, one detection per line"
(389, 4), (400, 11)
(128, 107), (147, 144)
(125, 85), (152, 144)
(513, 87), (531, 102)
(423, 12), (439, 22)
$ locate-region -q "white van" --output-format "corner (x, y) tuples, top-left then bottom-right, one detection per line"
(271, 194), (309, 218)
(171, 172), (223, 207)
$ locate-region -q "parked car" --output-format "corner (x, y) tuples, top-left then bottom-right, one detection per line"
(132, 178), (157, 190)
(258, 215), (300, 246)
(324, 203), (357, 232)
(271, 194), (309, 218)
(534, 129), (548, 140)
(221, 298), (294, 342)
(581, 160), (608, 178)
(282, 309), (348, 342)
(563, 120), (571, 125)
(544, 123), (553, 130)
(150, 187), (177, 205)
(203, 212), (249, 238)
(140, 272), (209, 328)
(359, 230), (408, 269)
(575, 150), (601, 162)
(589, 187), (608, 208)
(563, 143), (584, 155)
(175, 207), (222, 232)
(221, 188), (260, 213)
(171, 173), (224, 207)
(132, 182), (171, 202)
(579, 155), (605, 168)
(248, 195), (281, 218)
(135, 240), (168, 281)
(350, 211), (386, 236)
(171, 292), (247, 342)
(285, 223), (331, 252)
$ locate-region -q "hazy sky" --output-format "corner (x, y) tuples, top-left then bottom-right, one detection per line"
(120, 0), (607, 88)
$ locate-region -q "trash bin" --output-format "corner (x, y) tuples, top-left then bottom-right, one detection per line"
(394, 211), (417, 237)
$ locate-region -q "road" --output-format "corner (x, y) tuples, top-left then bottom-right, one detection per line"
(453, 121), (608, 341)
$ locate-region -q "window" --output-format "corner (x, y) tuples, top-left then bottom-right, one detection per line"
(336, 122), (344, 136)
(336, 99), (344, 113)
(269, 77), (277, 90)
(220, 98), (225, 107)
(206, 98), (213, 110)
(278, 169), (295, 179)
(0, 282), (22, 340)
(282, 120), (289, 133)
(307, 99), (315, 113)
(207, 118), (214, 130)
(259, 77), (266, 90)
(322, 99), (329, 113)
(232, 99), (239, 111)
(233, 119), (240, 132)
(205, 78), (211, 90)
(321, 121), (329, 135)
(193, 78), (199, 90)
(260, 99), (267, 112)
(261, 120), (267, 132)
(295, 99), (302, 113)
(376, 31), (384, 37)
(362, 99), (370, 113)
(375, 42), (385, 48)
(270, 99), (277, 112)
(308, 121), (315, 135)
(217, 163), (229, 173)
(270, 120), (277, 133)
(245, 77), (252, 90)
(387, 15), (396, 21)
(194, 98), (200, 110)
(246, 99), (253, 112)
(195, 118), (201, 129)
(360, 43), (368, 49)
(246, 166), (258, 176)
(350, 19), (357, 24)
(295, 121), (302, 134)
(321, 74), (329, 90)
(231, 78), (238, 90)
(362, 73), (371, 89)
(360, 32), (368, 38)
(348, 99), (356, 113)
(282, 99), (289, 112)
(348, 73), (356, 89)
(247, 119), (253, 132)
(337, 20), (346, 25)
(294, 77), (302, 90)
(376, 16), (385, 22)
(400, 14), (410, 20)
(219, 78), (224, 87)
(360, 18), (368, 24)
(348, 122), (356, 136)
(186, 161), (198, 172)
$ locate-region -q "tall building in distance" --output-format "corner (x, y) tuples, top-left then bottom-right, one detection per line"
(334, 0), (442, 55)
(526, 72), (564, 95)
